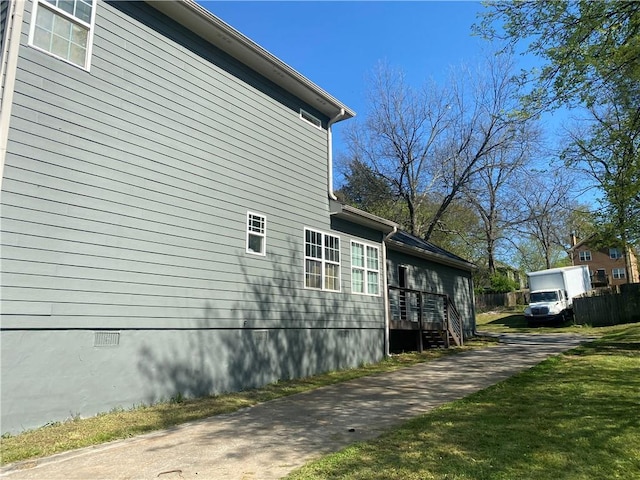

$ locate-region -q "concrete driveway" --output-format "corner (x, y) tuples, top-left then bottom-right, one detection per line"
(0, 332), (593, 480)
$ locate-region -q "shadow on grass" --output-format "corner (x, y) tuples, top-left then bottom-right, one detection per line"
(571, 325), (640, 356)
(486, 314), (575, 330)
(486, 314), (527, 328)
(287, 325), (640, 480)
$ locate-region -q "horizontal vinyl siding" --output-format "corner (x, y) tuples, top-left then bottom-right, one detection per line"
(1, 0), (386, 434)
(387, 250), (474, 333)
(2, 0), (381, 332)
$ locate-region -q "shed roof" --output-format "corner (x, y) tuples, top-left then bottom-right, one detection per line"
(387, 230), (476, 272)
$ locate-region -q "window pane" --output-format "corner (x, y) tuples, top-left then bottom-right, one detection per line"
(53, 12), (71, 36)
(51, 33), (70, 58)
(36, 6), (55, 30)
(75, 0), (93, 23)
(248, 214), (265, 234)
(248, 234), (263, 254)
(306, 230), (322, 259)
(33, 26), (53, 51)
(352, 269), (364, 293)
(305, 260), (322, 289)
(58, 0), (74, 16)
(71, 22), (87, 45)
(367, 271), (379, 295)
(325, 235), (340, 263)
(351, 243), (364, 267)
(325, 263), (339, 291)
(69, 42), (86, 65)
(366, 246), (379, 270)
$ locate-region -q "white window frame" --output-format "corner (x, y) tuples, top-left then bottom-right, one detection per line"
(350, 240), (381, 296)
(579, 250), (592, 261)
(609, 248), (623, 259)
(612, 268), (626, 279)
(28, 0), (97, 70)
(300, 109), (322, 129)
(246, 212), (266, 256)
(304, 228), (340, 292)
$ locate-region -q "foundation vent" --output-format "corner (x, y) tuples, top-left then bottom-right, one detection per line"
(338, 329), (351, 338)
(252, 329), (269, 347)
(94, 331), (120, 347)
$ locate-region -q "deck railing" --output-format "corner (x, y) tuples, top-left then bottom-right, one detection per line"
(388, 286), (463, 347)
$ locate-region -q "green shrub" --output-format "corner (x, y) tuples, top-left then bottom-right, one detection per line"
(489, 273), (519, 293)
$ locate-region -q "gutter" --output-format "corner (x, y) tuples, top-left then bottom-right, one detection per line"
(0, 0), (24, 192)
(327, 108), (346, 201)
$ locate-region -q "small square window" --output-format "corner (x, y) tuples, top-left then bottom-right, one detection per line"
(246, 212), (266, 256)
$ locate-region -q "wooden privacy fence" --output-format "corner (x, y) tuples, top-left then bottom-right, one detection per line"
(573, 284), (640, 326)
(475, 290), (529, 311)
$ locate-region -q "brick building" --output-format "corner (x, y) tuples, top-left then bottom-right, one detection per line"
(569, 235), (639, 287)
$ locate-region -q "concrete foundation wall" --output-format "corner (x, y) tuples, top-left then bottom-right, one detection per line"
(1, 327), (383, 434)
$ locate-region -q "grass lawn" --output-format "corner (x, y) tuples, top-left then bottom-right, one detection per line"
(285, 321), (640, 480)
(0, 341), (493, 466)
(475, 306), (621, 335)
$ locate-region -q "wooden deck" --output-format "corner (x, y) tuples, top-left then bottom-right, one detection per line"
(388, 286), (463, 351)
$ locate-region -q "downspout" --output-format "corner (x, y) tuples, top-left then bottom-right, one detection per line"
(0, 0), (24, 192)
(382, 226), (397, 357)
(327, 108), (346, 200)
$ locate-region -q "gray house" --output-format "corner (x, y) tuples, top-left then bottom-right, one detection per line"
(0, 0), (474, 434)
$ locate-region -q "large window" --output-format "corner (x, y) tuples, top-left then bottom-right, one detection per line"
(304, 228), (340, 291)
(612, 268), (626, 279)
(579, 250), (592, 261)
(30, 0), (96, 69)
(246, 212), (266, 256)
(351, 241), (380, 296)
(609, 248), (623, 259)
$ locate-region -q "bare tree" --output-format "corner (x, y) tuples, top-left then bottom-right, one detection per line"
(462, 124), (540, 274)
(344, 62), (451, 236)
(344, 53), (534, 241)
(513, 167), (576, 269)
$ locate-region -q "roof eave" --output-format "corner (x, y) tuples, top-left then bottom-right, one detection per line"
(145, 0), (355, 122)
(329, 200), (398, 234)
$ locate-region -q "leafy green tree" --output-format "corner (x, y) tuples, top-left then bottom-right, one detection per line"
(477, 1), (640, 110)
(478, 0), (640, 250)
(335, 159), (399, 219)
(563, 94), (640, 250)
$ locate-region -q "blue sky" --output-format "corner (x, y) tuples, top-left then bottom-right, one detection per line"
(201, 2), (591, 204)
(203, 1), (495, 160)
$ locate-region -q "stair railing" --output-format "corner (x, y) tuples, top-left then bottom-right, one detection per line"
(444, 296), (464, 346)
(389, 286), (464, 347)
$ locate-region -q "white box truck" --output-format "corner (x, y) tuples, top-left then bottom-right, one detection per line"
(524, 265), (591, 325)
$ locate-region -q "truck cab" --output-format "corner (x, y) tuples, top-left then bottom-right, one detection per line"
(524, 289), (569, 325)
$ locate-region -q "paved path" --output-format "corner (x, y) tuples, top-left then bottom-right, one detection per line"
(1, 333), (593, 480)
